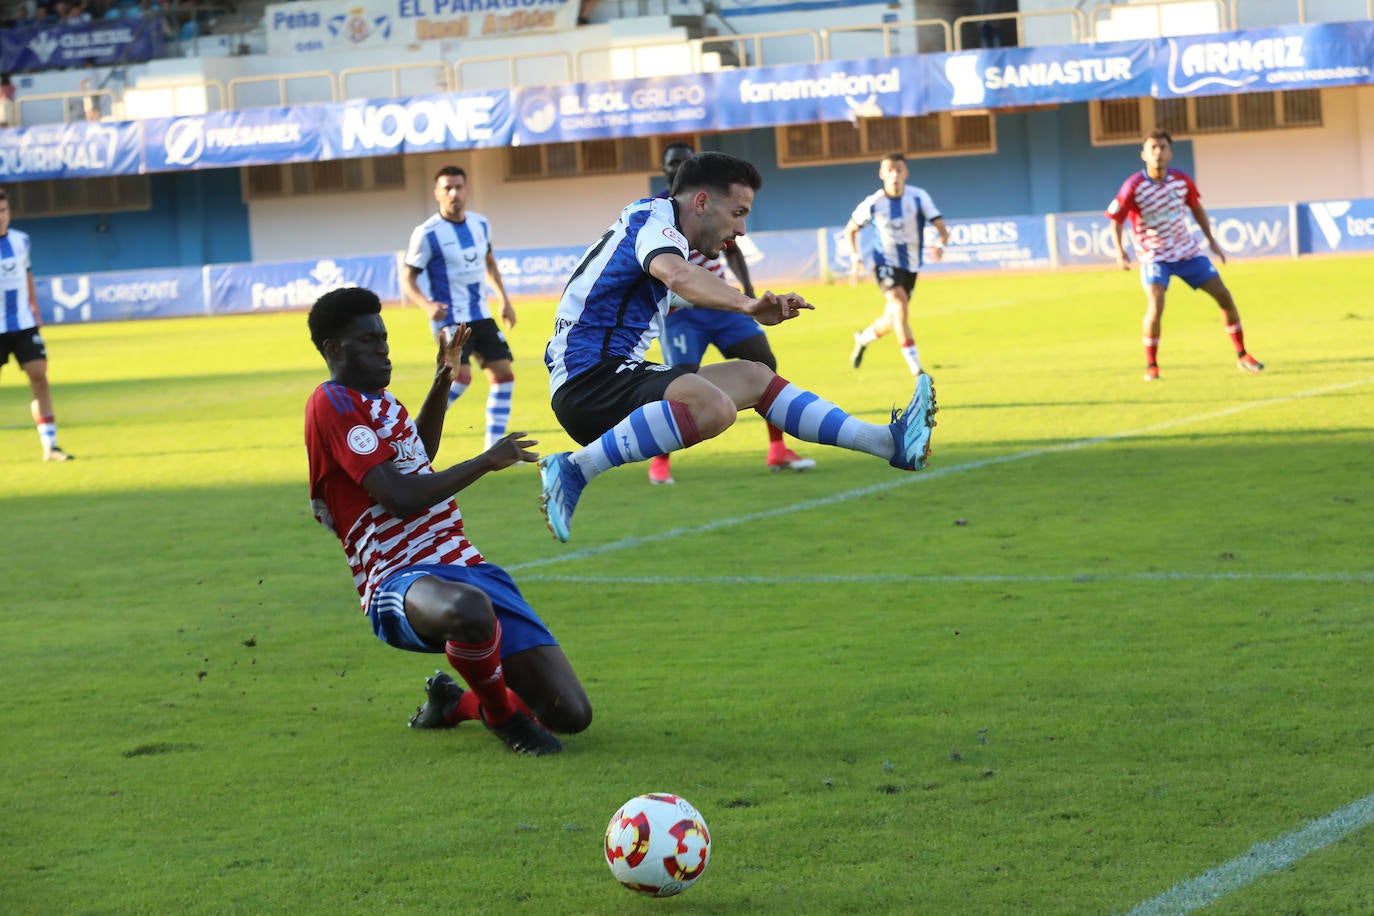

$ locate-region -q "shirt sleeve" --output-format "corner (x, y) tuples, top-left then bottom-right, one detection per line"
(1177, 172), (1202, 208)
(916, 189), (941, 221)
(404, 225), (431, 270)
(636, 208), (690, 274)
(849, 196), (873, 227)
(1105, 178), (1136, 222)
(307, 388), (394, 488)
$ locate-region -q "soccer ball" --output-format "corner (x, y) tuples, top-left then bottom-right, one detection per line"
(604, 792), (711, 897)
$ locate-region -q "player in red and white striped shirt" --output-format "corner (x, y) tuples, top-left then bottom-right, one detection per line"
(305, 287), (589, 756)
(1107, 129), (1264, 381)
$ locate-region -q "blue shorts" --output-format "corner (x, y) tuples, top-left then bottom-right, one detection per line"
(367, 562), (556, 655)
(660, 307), (764, 367)
(1140, 256), (1219, 290)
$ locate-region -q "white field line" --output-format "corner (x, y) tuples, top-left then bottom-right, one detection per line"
(518, 571), (1371, 585)
(507, 375), (1374, 574)
(1123, 791), (1374, 915)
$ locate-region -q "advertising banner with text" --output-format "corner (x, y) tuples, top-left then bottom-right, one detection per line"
(924, 40), (1154, 111)
(1, 18), (163, 73)
(1300, 198), (1374, 254)
(207, 255), (399, 314)
(1053, 204), (1293, 267)
(0, 120), (143, 182)
(263, 0), (577, 57)
(1153, 22), (1374, 98)
(38, 267), (205, 325)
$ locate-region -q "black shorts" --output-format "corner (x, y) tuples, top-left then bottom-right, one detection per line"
(438, 318), (513, 366)
(0, 328), (46, 367)
(551, 358), (694, 446)
(876, 266), (918, 296)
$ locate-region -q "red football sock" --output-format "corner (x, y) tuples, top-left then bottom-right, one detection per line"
(445, 690), (482, 725)
(766, 422), (784, 445)
(1225, 322), (1245, 355)
(445, 619), (519, 726)
(1144, 336), (1159, 366)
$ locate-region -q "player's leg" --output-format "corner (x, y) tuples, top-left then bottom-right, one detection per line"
(469, 319), (517, 448)
(697, 360), (935, 471)
(401, 572), (563, 754)
(1196, 270), (1263, 372)
(20, 346), (70, 461)
(479, 359), (515, 450)
(541, 361), (702, 541)
(502, 645), (592, 735)
(851, 267), (898, 368)
(887, 274), (922, 375)
(1140, 266), (1168, 380)
(721, 332), (814, 472)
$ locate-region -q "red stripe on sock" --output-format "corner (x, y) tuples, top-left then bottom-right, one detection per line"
(668, 399), (702, 448)
(755, 375), (789, 415)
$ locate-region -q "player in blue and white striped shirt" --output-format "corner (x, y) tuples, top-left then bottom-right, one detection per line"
(537, 152), (939, 542)
(845, 153), (950, 376)
(0, 189), (71, 462)
(403, 166), (517, 450)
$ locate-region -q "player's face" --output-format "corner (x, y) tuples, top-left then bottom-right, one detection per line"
(434, 174), (468, 221)
(662, 147), (692, 186)
(879, 158), (907, 196)
(1142, 138), (1172, 173)
(329, 313), (392, 394)
(692, 183), (753, 258)
(0, 199), (9, 235)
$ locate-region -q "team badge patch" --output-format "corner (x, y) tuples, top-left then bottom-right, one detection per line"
(662, 226), (688, 250)
(347, 425), (380, 455)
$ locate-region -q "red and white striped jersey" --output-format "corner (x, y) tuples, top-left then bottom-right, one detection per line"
(1105, 169), (1203, 264)
(305, 381), (483, 611)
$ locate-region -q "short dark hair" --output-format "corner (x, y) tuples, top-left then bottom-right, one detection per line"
(308, 286), (381, 354)
(433, 165), (467, 183)
(1144, 129), (1173, 146)
(670, 152), (762, 198)
(662, 141), (694, 163)
(881, 152), (906, 165)
(0, 187), (8, 203)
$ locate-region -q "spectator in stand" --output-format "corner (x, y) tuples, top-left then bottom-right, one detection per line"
(577, 0), (597, 25)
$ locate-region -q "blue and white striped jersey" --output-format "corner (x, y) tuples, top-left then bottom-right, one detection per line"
(404, 212), (495, 324)
(0, 229), (36, 334)
(849, 186), (941, 272)
(545, 197), (690, 394)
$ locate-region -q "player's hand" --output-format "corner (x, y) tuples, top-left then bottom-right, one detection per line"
(437, 323), (471, 373)
(1211, 247), (1227, 265)
(749, 290), (814, 326)
(929, 244), (945, 264)
(485, 432), (538, 469)
(425, 300), (447, 322)
(1116, 252), (1132, 271)
(501, 299), (517, 329)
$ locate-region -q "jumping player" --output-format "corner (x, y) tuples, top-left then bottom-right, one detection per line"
(1107, 129), (1264, 380)
(648, 141), (814, 486)
(402, 165), (518, 448)
(0, 188), (72, 462)
(844, 152), (950, 375)
(537, 152), (937, 543)
(305, 287), (589, 755)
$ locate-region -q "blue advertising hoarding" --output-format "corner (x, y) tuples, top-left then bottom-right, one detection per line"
(1300, 199), (1374, 254)
(38, 266), (205, 324)
(0, 120), (143, 182)
(207, 254), (398, 314)
(1154, 22), (1374, 98)
(925, 39), (1154, 111)
(144, 108), (325, 172)
(2, 22), (1374, 183)
(1, 18), (163, 73)
(1053, 204), (1293, 267)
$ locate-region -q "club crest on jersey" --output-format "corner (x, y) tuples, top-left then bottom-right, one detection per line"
(347, 424), (380, 455)
(662, 226), (688, 249)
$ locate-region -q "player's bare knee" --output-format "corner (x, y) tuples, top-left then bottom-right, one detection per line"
(695, 391), (737, 438)
(544, 694), (593, 734)
(433, 586), (496, 642)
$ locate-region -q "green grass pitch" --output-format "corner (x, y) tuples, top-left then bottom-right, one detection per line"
(2, 257), (1371, 914)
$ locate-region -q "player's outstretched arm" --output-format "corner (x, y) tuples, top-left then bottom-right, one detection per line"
(650, 251), (754, 314)
(414, 323), (470, 460)
(362, 432), (539, 518)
